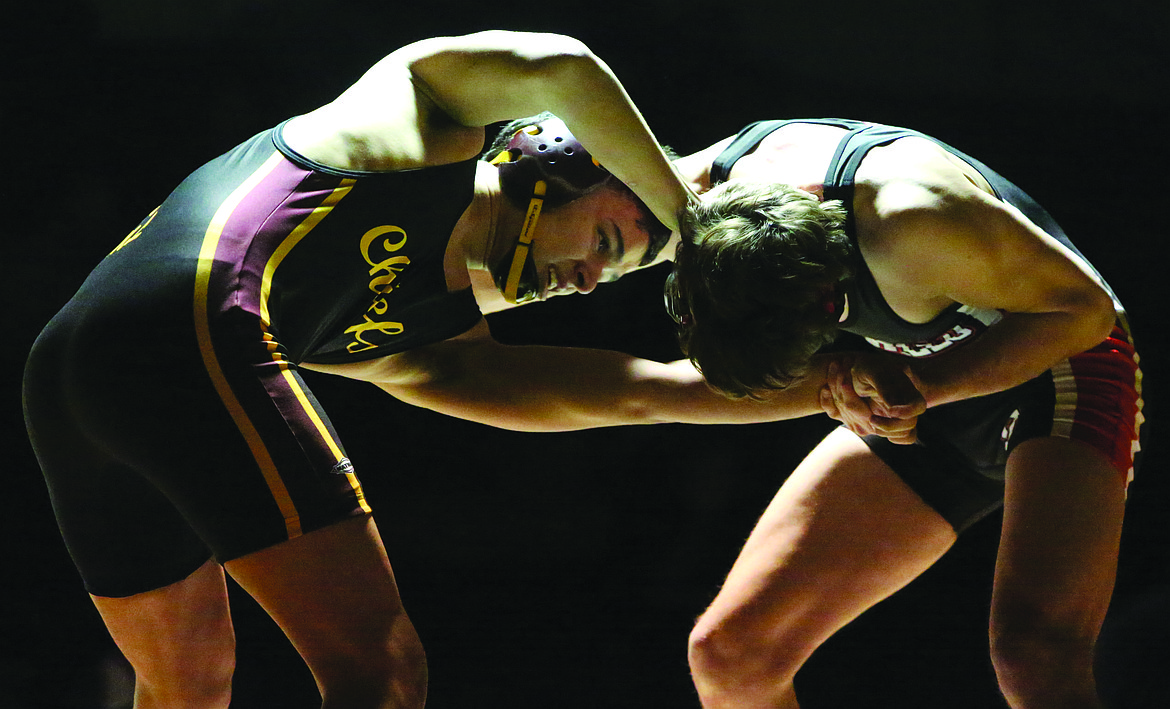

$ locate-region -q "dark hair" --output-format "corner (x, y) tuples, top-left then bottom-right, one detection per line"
(667, 181), (855, 399)
(483, 113), (672, 266)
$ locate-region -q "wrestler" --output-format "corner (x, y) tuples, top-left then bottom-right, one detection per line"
(667, 119), (1143, 709)
(22, 42), (894, 708)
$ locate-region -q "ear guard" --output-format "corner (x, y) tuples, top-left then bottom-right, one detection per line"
(490, 117), (610, 304)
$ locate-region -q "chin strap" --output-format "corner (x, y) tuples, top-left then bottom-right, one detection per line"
(500, 180), (546, 304)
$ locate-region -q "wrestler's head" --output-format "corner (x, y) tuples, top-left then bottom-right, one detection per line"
(666, 180), (854, 399)
(482, 113), (671, 304)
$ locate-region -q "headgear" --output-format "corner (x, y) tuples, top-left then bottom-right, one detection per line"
(489, 116), (610, 303)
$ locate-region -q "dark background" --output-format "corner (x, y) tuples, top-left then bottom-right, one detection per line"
(3, 1), (1168, 707)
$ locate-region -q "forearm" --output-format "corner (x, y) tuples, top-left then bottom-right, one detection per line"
(619, 357), (831, 427)
(509, 52), (691, 232)
(407, 31), (690, 230)
(384, 344), (831, 433)
(910, 310), (1115, 407)
(539, 63), (691, 233)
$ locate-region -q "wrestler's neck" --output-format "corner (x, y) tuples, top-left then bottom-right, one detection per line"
(444, 163), (518, 289)
(672, 142), (726, 194)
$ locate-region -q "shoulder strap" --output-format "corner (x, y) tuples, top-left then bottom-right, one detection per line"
(710, 120), (789, 185)
(712, 118), (875, 185)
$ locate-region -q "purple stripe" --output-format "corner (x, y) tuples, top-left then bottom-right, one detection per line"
(208, 155), (345, 319)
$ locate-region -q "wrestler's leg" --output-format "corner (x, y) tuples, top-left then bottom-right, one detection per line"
(990, 437), (1125, 709)
(688, 428), (957, 709)
(90, 558), (235, 709)
(225, 514), (426, 709)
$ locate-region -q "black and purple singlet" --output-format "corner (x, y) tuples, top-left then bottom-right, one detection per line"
(24, 123), (482, 596)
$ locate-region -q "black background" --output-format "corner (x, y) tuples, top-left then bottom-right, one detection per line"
(3, 1), (1168, 707)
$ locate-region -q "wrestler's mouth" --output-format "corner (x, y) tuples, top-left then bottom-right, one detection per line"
(543, 265), (563, 300)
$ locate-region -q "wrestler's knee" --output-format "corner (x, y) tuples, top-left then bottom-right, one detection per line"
(134, 662), (234, 709)
(990, 609), (1099, 704)
(688, 608), (802, 703)
(317, 611), (428, 709)
(125, 633), (234, 709)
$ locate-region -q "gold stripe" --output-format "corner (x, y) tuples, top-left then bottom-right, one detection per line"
(194, 151), (304, 538)
(256, 177), (371, 513)
(276, 363), (372, 513)
(258, 179), (356, 327)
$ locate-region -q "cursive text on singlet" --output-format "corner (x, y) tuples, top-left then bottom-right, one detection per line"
(344, 225), (412, 353)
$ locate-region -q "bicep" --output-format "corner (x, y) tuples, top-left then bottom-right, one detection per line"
(306, 31), (591, 166)
(894, 196), (1110, 317)
(402, 31), (591, 127)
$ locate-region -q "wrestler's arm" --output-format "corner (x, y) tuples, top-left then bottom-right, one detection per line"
(287, 30), (690, 233)
(304, 319), (846, 433)
(404, 31), (693, 234)
(867, 181), (1115, 408)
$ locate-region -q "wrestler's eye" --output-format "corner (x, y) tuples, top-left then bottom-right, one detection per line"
(597, 228), (611, 255)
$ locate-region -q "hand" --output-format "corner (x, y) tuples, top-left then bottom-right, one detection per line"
(819, 354), (925, 444)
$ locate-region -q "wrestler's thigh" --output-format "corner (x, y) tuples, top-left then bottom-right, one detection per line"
(703, 428), (957, 654)
(90, 558), (235, 707)
(993, 437), (1125, 634)
(224, 515), (424, 698)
